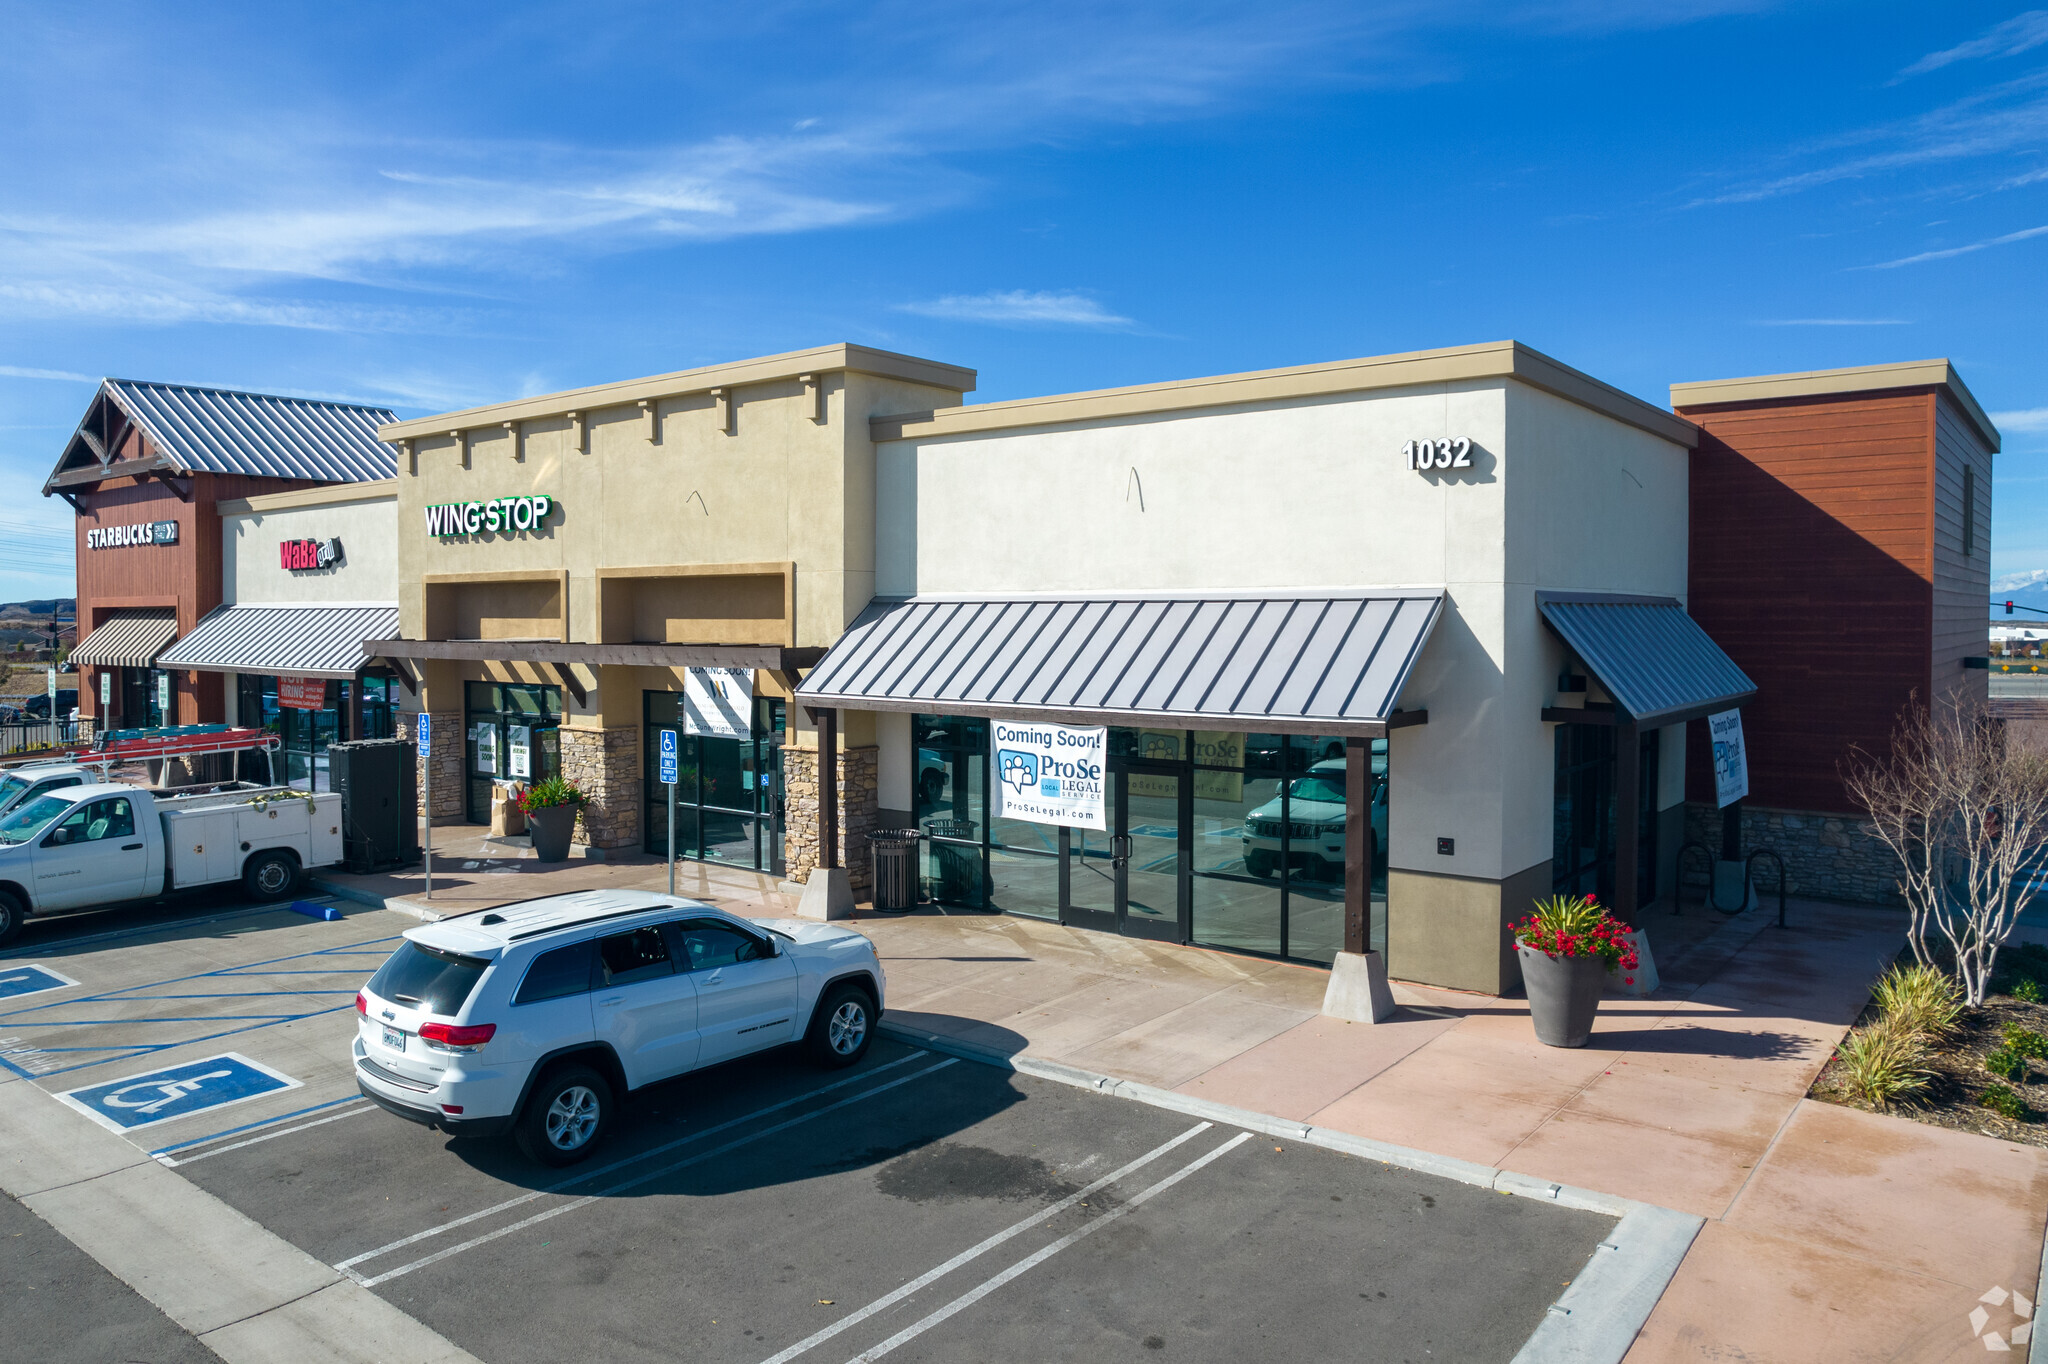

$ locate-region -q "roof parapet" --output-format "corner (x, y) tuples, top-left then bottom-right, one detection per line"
(1671, 358), (2000, 452)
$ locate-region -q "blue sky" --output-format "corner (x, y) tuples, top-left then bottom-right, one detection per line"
(2, 1), (2046, 600)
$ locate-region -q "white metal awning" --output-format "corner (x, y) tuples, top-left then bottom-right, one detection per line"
(157, 603), (399, 680)
(71, 609), (177, 669)
(795, 592), (1442, 735)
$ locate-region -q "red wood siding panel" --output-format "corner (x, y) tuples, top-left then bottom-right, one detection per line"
(1680, 390), (1938, 814)
(71, 455), (324, 725)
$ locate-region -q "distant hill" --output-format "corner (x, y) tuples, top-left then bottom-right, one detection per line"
(1994, 572), (2048, 619)
(0, 599), (73, 619)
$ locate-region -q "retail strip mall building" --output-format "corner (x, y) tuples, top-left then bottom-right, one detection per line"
(370, 340), (1991, 996)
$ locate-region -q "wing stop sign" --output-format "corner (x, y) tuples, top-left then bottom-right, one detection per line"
(1709, 709), (1749, 808)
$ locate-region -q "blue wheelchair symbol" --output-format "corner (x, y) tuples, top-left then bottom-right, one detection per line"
(660, 728), (678, 757)
(59, 1053), (300, 1132)
(997, 749), (1039, 795)
(0, 964), (77, 1001)
(415, 711), (432, 757)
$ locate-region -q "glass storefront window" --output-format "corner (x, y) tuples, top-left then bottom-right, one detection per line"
(1191, 733), (1282, 957)
(236, 674), (399, 792)
(912, 716), (1384, 966)
(641, 692), (784, 874)
(464, 682), (562, 820)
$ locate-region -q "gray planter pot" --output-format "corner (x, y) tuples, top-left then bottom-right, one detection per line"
(527, 804), (579, 863)
(1518, 944), (1609, 1048)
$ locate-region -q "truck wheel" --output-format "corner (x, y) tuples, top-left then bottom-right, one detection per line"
(243, 851), (299, 902)
(0, 890), (23, 948)
(516, 1064), (613, 1166)
(806, 982), (875, 1069)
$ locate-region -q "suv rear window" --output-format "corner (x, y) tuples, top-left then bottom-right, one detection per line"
(368, 942), (490, 1016)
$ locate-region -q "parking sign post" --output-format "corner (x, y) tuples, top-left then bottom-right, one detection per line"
(417, 712), (433, 901)
(660, 728), (678, 895)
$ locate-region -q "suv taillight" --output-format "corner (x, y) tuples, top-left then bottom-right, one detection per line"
(419, 1022), (496, 1048)
(355, 991), (368, 1016)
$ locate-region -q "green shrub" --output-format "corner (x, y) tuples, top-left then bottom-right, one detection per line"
(2004, 1024), (2048, 1060)
(1871, 964), (1963, 1040)
(2016, 978), (2044, 1005)
(1832, 1018), (1931, 1108)
(1985, 1046), (2030, 1083)
(1981, 1084), (2032, 1122)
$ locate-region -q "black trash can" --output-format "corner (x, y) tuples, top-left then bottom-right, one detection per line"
(868, 828), (923, 912)
(926, 819), (982, 903)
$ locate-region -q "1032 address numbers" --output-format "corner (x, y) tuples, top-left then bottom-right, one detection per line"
(1404, 437), (1472, 470)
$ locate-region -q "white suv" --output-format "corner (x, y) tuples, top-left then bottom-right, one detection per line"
(353, 890), (886, 1165)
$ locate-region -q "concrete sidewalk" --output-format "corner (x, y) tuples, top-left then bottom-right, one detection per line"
(317, 856), (2048, 1362)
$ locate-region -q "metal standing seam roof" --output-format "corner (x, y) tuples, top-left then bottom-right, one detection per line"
(70, 609), (178, 669)
(102, 380), (398, 483)
(1537, 592), (1757, 727)
(795, 593), (1443, 734)
(157, 604), (400, 681)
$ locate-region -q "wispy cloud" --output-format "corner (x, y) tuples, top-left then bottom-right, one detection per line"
(1861, 222), (2048, 269)
(1995, 407), (2048, 434)
(1751, 317), (1911, 326)
(1688, 72), (2048, 207)
(0, 2), (1773, 336)
(1899, 11), (2048, 79)
(896, 290), (1135, 328)
(0, 365), (94, 382)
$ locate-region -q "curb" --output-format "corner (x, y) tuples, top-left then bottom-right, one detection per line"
(306, 877), (444, 922)
(877, 1018), (1701, 1363)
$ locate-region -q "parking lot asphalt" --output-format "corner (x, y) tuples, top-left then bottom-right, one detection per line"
(5, 896), (1620, 1364)
(176, 1035), (1612, 1364)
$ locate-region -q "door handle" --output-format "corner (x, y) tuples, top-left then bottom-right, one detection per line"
(122, 843), (143, 851)
(599, 996), (623, 1008)
(1112, 835), (1131, 868)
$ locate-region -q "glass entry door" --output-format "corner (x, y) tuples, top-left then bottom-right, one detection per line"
(1061, 765), (1187, 942)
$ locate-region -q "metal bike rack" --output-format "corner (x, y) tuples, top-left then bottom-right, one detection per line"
(1746, 848), (1788, 928)
(1674, 841), (1714, 915)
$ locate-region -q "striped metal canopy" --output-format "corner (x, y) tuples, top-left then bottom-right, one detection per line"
(1538, 592), (1756, 727)
(70, 609), (177, 669)
(795, 592), (1442, 735)
(158, 603), (400, 680)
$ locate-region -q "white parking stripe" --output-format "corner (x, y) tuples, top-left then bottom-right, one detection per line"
(157, 1103), (375, 1167)
(354, 1058), (959, 1288)
(339, 1049), (932, 1272)
(754, 1121), (1215, 1364)
(840, 1131), (1255, 1364)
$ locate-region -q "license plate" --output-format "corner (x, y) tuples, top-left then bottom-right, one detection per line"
(381, 1025), (405, 1051)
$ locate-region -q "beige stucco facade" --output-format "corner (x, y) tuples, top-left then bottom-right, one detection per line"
(377, 344), (974, 862)
(221, 481), (398, 605)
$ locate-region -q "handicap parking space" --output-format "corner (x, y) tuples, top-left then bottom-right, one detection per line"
(0, 893), (417, 1158)
(174, 1034), (1614, 1364)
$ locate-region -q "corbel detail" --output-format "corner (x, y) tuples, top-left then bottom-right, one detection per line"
(800, 373), (826, 424)
(710, 387), (735, 436)
(567, 411), (586, 454)
(450, 430), (469, 469)
(639, 399), (660, 444)
(504, 421), (522, 462)
(401, 439), (417, 476)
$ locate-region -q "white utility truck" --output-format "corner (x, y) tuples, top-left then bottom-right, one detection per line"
(0, 783), (343, 945)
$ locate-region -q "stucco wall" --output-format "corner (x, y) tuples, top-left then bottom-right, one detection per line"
(397, 371), (968, 659)
(225, 493), (398, 604)
(872, 376), (1693, 888)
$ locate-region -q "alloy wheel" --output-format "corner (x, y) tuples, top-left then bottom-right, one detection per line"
(827, 1000), (867, 1055)
(545, 1084), (602, 1150)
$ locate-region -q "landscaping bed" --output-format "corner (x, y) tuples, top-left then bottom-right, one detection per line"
(1810, 942), (2048, 1147)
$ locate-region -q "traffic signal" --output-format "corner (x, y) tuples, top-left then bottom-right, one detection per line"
(2009, 601), (2016, 615)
